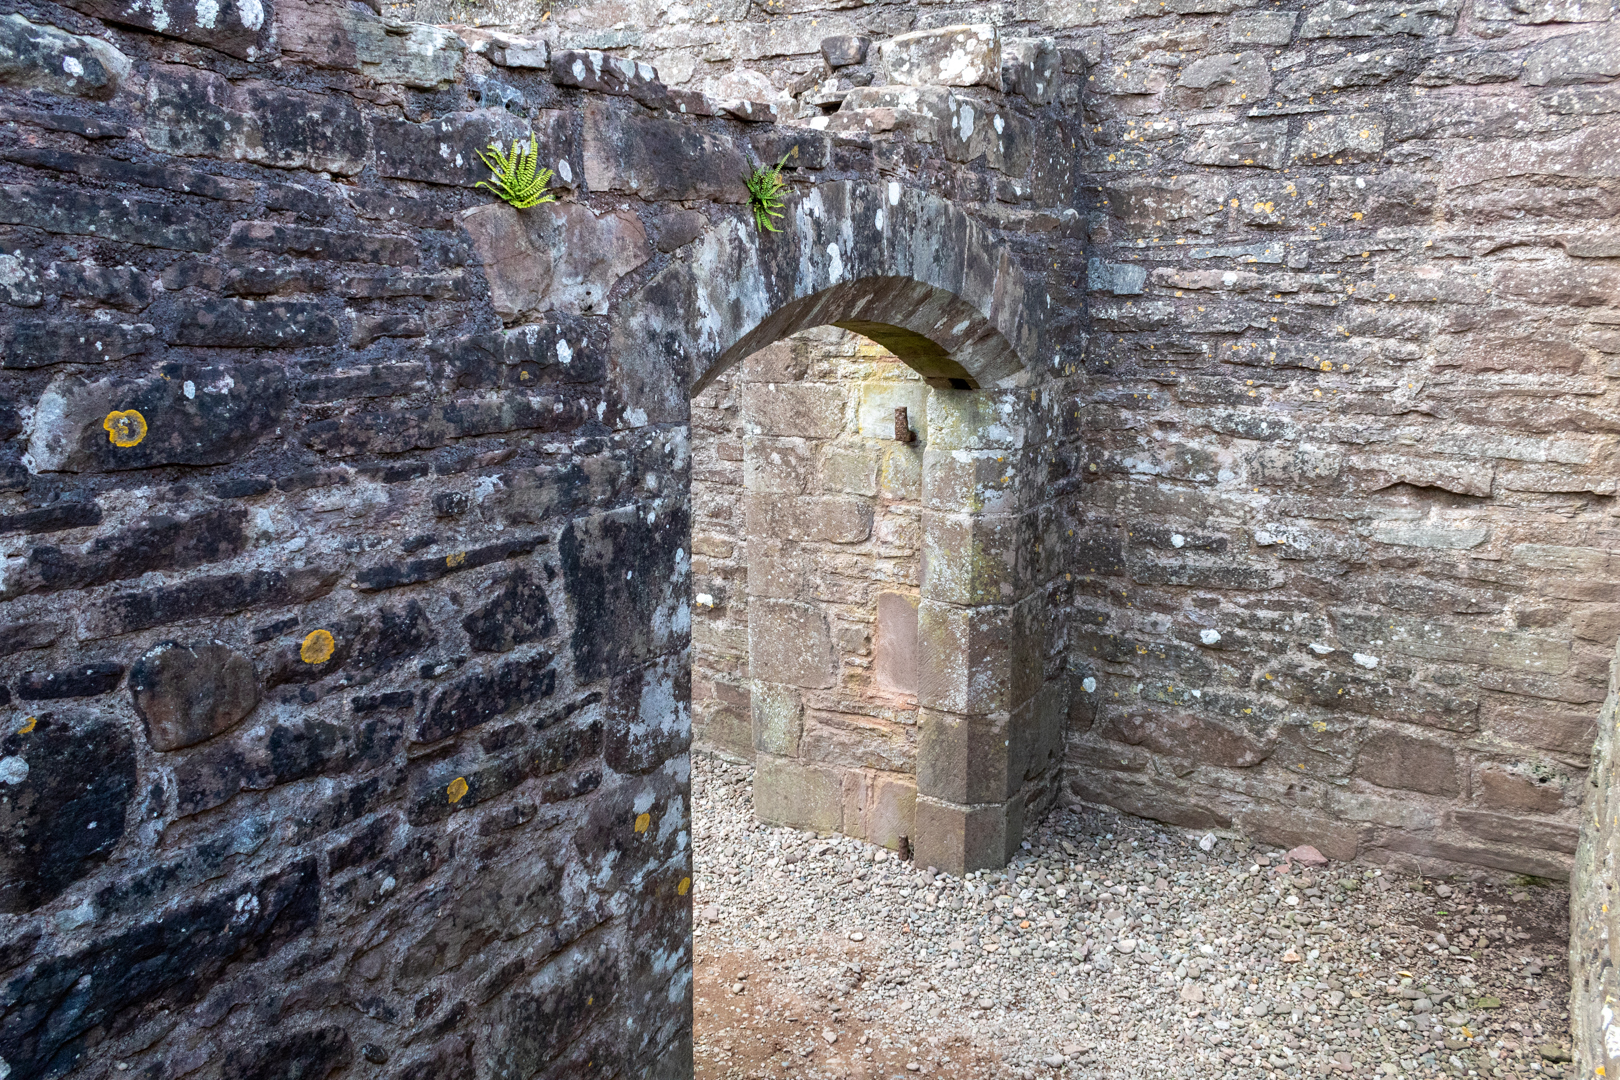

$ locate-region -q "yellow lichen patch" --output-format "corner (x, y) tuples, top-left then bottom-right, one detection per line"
(634, 812), (651, 833)
(447, 776), (469, 804)
(446, 551), (467, 568)
(103, 409), (148, 448)
(677, 876), (691, 896)
(300, 629), (336, 664)
(17, 717), (35, 734)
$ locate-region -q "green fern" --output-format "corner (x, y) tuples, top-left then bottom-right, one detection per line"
(746, 147), (797, 233)
(475, 132), (556, 209)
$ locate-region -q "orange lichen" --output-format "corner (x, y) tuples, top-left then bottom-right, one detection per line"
(446, 551), (467, 568)
(17, 717), (35, 734)
(447, 776), (469, 804)
(634, 812), (651, 833)
(677, 876), (691, 896)
(300, 629), (336, 664)
(102, 410), (148, 448)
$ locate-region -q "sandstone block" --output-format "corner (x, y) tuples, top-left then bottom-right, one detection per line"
(61, 0), (268, 57)
(142, 65), (368, 176)
(874, 592), (920, 697)
(1168, 52), (1271, 109)
(1452, 809), (1578, 853)
(460, 200), (650, 320)
(749, 599), (837, 688)
(744, 436), (815, 495)
(583, 97), (747, 202)
(1290, 114), (1386, 163)
(750, 681), (804, 756)
(747, 494), (872, 544)
(1477, 762), (1570, 813)
(917, 595), (1043, 716)
(821, 34), (870, 68)
(920, 510), (1031, 607)
(843, 771), (915, 851)
(1299, 0), (1461, 37)
(818, 443), (880, 497)
(742, 382), (847, 439)
(911, 794), (1022, 876)
(879, 25), (1001, 89)
(754, 755), (842, 832)
(1184, 121), (1289, 169)
(917, 708), (1011, 805)
(1001, 37), (1059, 103)
(1229, 10), (1298, 43)
(375, 108), (574, 188)
(1525, 25), (1620, 85)
(0, 183), (213, 251)
(800, 712), (914, 773)
(1332, 611), (1570, 674)
(552, 48), (667, 108)
(0, 14), (130, 100)
(129, 642), (259, 752)
(1356, 731), (1459, 796)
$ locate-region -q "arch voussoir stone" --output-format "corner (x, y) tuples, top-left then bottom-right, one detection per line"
(609, 179), (1046, 423)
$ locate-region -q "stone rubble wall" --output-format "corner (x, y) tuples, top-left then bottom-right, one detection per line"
(0, 2), (1078, 1076)
(1572, 636), (1620, 1077)
(692, 328), (928, 851)
(623, 0), (1616, 881)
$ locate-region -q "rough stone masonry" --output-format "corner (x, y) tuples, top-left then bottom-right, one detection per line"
(2, 0), (1620, 1074)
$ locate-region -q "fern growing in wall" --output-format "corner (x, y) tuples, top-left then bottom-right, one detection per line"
(476, 132), (556, 209)
(746, 147), (797, 233)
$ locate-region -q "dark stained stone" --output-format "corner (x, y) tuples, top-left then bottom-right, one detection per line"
(582, 97), (747, 202)
(821, 34), (870, 67)
(175, 716), (401, 817)
(416, 653), (557, 743)
(490, 938), (621, 1078)
(222, 1025), (352, 1080)
(2, 147), (252, 203)
(0, 183), (214, 251)
(0, 859), (319, 1072)
(0, 711), (135, 914)
(605, 657), (688, 776)
(355, 535), (545, 592)
(27, 363), (292, 474)
(266, 600), (437, 686)
(57, 0), (272, 60)
(14, 661), (124, 700)
(128, 642), (259, 752)
(83, 568), (340, 639)
(560, 502), (690, 683)
(463, 567), (556, 653)
(0, 319), (154, 370)
(10, 507), (248, 597)
(167, 298), (339, 348)
(0, 501), (101, 535)
(0, 621), (55, 653)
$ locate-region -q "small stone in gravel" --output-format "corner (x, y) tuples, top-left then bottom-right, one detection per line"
(1286, 844), (1327, 867)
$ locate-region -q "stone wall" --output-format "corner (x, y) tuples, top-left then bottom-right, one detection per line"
(1572, 636), (1620, 1076)
(449, 0), (1620, 885)
(693, 328), (928, 851)
(0, 2), (1075, 1074)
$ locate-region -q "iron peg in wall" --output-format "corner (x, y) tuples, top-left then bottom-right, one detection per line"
(894, 406), (916, 444)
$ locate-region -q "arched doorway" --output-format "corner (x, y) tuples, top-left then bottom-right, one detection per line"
(610, 180), (1061, 877)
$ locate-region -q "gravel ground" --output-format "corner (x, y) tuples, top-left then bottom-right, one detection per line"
(691, 755), (1575, 1080)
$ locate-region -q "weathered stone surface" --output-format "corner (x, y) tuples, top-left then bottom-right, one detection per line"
(143, 65), (368, 174)
(879, 24), (1001, 88)
(0, 712), (135, 914)
(0, 183), (214, 250)
(13, 661), (124, 700)
(1184, 121), (1289, 168)
(560, 501), (689, 682)
(583, 97), (748, 202)
(1298, 0), (1461, 36)
(59, 0), (270, 59)
(129, 642), (259, 751)
(749, 599), (836, 688)
(1356, 731), (1459, 795)
(416, 653), (558, 743)
(460, 200), (650, 320)
(28, 362), (291, 473)
(6, 506), (248, 599)
(821, 34), (870, 68)
(551, 48), (667, 108)
(0, 13), (130, 99)
(1525, 24), (1620, 84)
(82, 567), (340, 639)
(462, 567), (557, 653)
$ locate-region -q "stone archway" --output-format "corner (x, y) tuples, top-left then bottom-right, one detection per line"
(610, 179), (1058, 876)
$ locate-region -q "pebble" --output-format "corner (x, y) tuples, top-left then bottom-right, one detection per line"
(690, 755), (1574, 1079)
